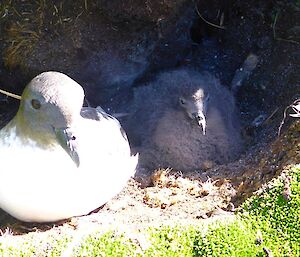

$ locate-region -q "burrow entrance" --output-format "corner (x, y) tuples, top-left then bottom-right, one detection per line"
(0, 0), (299, 231)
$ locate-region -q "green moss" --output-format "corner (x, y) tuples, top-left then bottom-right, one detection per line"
(145, 226), (198, 257)
(72, 231), (138, 257)
(194, 220), (260, 257)
(0, 233), (72, 257)
(240, 166), (300, 256)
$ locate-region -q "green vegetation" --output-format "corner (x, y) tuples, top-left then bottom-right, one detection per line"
(193, 165), (300, 256)
(0, 165), (299, 256)
(0, 233), (72, 257)
(71, 232), (139, 257)
(240, 166), (300, 256)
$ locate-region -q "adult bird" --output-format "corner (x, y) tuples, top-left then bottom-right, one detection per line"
(0, 72), (138, 222)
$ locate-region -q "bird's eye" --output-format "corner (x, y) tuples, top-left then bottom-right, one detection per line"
(31, 99), (41, 110)
(179, 97), (186, 105)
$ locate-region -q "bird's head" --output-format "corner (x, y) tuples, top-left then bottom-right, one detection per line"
(178, 88), (210, 135)
(16, 71), (84, 166)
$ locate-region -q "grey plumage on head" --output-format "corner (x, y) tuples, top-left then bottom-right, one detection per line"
(20, 71), (84, 131)
(178, 85), (210, 135)
(124, 68), (243, 173)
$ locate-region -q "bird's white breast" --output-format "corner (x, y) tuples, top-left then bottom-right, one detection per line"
(0, 119), (137, 222)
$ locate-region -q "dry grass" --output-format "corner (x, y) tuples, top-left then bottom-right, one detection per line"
(3, 1), (45, 69)
(2, 1), (87, 70)
(143, 168), (234, 211)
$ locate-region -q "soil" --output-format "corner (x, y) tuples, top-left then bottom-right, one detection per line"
(0, 0), (299, 238)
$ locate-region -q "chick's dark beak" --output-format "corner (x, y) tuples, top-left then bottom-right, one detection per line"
(55, 127), (80, 167)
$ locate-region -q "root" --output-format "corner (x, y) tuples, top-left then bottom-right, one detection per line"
(278, 99), (300, 136)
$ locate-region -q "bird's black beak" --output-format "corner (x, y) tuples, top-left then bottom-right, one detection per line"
(55, 127), (80, 167)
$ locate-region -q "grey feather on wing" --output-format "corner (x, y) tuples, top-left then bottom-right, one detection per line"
(80, 107), (111, 121)
(80, 107), (128, 141)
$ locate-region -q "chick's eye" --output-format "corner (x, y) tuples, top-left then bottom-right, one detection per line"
(179, 98), (186, 105)
(31, 99), (41, 110)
